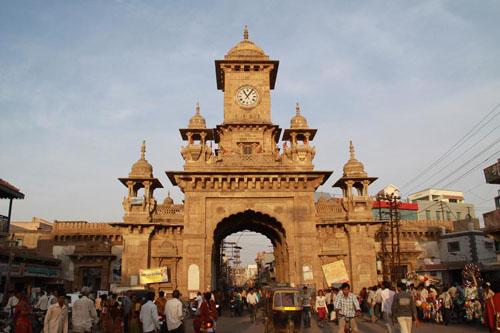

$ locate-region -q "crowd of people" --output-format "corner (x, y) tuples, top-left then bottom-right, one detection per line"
(1, 279), (500, 333)
(353, 279), (500, 333)
(0, 287), (189, 333)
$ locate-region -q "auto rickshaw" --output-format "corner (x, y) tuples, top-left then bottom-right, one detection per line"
(263, 287), (302, 333)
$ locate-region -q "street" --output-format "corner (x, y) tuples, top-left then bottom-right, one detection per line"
(183, 312), (490, 333)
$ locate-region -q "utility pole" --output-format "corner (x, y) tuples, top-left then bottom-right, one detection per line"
(377, 192), (401, 283)
(377, 195), (390, 282)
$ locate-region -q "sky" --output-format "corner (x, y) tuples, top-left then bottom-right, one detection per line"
(1, 1), (499, 265)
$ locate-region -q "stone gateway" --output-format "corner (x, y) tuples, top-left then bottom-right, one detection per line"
(27, 28), (449, 294)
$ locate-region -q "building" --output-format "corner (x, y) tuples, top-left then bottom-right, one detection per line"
(408, 188), (479, 227)
(483, 159), (500, 268)
(416, 226), (497, 284)
(7, 28), (459, 294)
(372, 201), (418, 221)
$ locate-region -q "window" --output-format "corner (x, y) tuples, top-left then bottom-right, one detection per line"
(436, 211), (441, 221)
(15, 238), (23, 247)
(456, 212), (461, 221)
(425, 210), (431, 220)
(243, 145), (252, 155)
(485, 242), (494, 250)
(448, 241), (460, 252)
(446, 211), (452, 221)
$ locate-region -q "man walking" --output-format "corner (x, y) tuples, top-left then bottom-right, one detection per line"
(381, 282), (396, 333)
(44, 294), (69, 333)
(246, 289), (258, 323)
(35, 291), (49, 314)
(300, 286), (312, 328)
(165, 290), (184, 333)
(334, 283), (361, 333)
(140, 291), (160, 333)
(72, 287), (98, 333)
(122, 291), (132, 333)
(392, 283), (418, 333)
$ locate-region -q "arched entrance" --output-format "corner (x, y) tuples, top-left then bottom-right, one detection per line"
(211, 210), (290, 289)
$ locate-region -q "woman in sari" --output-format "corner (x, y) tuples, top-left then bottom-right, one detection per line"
(128, 295), (142, 333)
(485, 281), (500, 333)
(109, 295), (123, 333)
(14, 294), (32, 333)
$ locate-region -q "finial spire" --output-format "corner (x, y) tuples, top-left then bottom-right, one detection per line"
(195, 101), (200, 115)
(243, 25), (249, 40)
(295, 102), (301, 115)
(349, 140), (356, 159)
(141, 140), (146, 160)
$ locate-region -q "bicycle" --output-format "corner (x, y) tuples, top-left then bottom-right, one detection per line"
(338, 312), (360, 333)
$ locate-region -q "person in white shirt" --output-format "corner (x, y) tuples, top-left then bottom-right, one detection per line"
(380, 282), (396, 333)
(246, 289), (258, 323)
(195, 292), (203, 310)
(36, 291), (49, 312)
(72, 287), (98, 333)
(315, 290), (328, 328)
(140, 291), (160, 333)
(4, 291), (19, 317)
(44, 294), (68, 333)
(374, 285), (383, 321)
(164, 290), (183, 333)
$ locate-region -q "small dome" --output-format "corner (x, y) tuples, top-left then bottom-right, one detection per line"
(224, 26), (269, 61)
(163, 192), (174, 205)
(342, 141), (367, 177)
(290, 103), (308, 129)
(188, 102), (206, 129)
(129, 141), (153, 178)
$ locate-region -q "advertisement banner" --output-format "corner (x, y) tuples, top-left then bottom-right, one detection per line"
(322, 260), (349, 286)
(139, 267), (169, 285)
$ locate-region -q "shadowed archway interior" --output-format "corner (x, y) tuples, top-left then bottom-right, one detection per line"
(212, 210), (290, 289)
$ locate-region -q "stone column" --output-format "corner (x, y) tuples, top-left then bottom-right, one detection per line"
(345, 224), (378, 293)
(120, 226), (154, 287)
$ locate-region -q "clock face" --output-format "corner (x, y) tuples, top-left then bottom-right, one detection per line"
(236, 86), (259, 108)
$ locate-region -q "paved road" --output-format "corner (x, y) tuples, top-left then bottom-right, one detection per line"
(183, 312), (489, 333)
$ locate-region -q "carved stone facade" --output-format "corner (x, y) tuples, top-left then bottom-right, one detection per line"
(9, 29), (458, 293)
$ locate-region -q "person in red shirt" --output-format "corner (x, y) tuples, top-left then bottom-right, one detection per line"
(485, 280), (500, 333)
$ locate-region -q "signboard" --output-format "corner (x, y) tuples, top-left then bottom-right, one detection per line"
(139, 267), (169, 285)
(0, 263), (23, 277)
(322, 260), (349, 286)
(24, 265), (60, 278)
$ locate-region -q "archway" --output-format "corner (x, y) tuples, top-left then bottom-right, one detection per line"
(212, 210), (290, 290)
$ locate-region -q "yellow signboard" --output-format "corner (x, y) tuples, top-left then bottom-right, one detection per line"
(322, 260), (349, 286)
(139, 267), (169, 285)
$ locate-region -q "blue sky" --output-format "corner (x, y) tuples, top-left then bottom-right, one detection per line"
(1, 0), (499, 263)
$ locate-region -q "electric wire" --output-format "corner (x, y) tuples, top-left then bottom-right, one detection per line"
(401, 103), (500, 193)
(441, 150), (500, 188)
(429, 139), (500, 188)
(405, 123), (500, 195)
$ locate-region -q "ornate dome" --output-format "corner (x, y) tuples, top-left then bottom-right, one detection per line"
(290, 103), (308, 129)
(163, 191), (174, 205)
(129, 140), (153, 178)
(224, 26), (269, 61)
(188, 102), (206, 129)
(342, 141), (367, 177)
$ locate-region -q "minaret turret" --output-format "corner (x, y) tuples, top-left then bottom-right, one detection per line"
(119, 140), (163, 223)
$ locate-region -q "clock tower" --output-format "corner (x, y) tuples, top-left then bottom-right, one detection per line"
(215, 26), (279, 124)
(213, 27), (281, 166)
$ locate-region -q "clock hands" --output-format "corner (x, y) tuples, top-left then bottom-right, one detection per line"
(243, 88), (254, 98)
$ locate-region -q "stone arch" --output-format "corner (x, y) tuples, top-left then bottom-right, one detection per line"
(211, 209), (290, 289)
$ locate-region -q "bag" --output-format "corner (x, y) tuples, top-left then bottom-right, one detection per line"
(330, 310), (336, 321)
